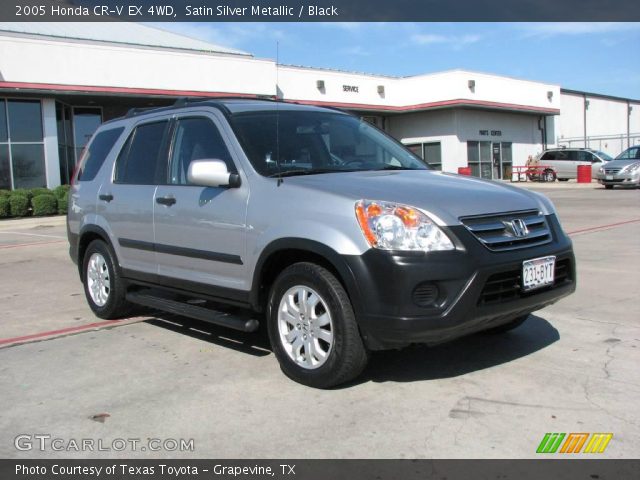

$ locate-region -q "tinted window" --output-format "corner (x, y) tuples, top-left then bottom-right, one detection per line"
(0, 144), (10, 189)
(7, 100), (43, 142)
(0, 100), (7, 142)
(578, 151), (593, 162)
(540, 151), (556, 160)
(115, 121), (168, 185)
(169, 118), (234, 185)
(77, 127), (124, 182)
(617, 147), (640, 160)
(11, 144), (46, 189)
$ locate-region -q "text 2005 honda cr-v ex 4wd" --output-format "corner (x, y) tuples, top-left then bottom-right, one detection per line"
(67, 99), (576, 388)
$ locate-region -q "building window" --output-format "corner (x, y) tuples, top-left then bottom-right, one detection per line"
(405, 141), (442, 170)
(0, 99), (46, 189)
(467, 140), (512, 180)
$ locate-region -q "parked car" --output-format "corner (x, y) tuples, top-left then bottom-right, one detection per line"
(538, 148), (612, 181)
(67, 98), (576, 388)
(596, 145), (640, 189)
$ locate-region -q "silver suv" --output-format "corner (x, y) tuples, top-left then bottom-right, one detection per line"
(67, 99), (576, 388)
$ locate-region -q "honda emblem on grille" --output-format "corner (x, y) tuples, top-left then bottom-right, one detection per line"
(503, 218), (529, 237)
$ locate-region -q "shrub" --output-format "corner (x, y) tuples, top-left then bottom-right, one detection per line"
(57, 191), (69, 215)
(0, 189), (11, 198)
(11, 189), (32, 200)
(54, 184), (71, 199)
(9, 194), (30, 217)
(0, 197), (9, 218)
(30, 187), (53, 198)
(32, 194), (58, 216)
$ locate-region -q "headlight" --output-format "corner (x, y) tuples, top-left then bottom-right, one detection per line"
(355, 200), (455, 252)
(598, 167), (605, 174)
(621, 162), (640, 173)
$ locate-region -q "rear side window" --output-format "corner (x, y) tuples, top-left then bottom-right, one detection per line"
(540, 151), (556, 160)
(76, 127), (124, 182)
(115, 121), (169, 185)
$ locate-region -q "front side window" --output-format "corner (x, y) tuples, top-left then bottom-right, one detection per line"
(115, 121), (168, 185)
(169, 117), (234, 185)
(231, 110), (426, 177)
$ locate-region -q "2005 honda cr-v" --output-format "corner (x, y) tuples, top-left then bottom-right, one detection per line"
(68, 98), (576, 388)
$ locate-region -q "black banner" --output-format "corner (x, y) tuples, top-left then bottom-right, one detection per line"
(1, 0), (639, 22)
(2, 460), (640, 480)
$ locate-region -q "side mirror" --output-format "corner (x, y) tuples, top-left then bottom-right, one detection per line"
(187, 159), (241, 188)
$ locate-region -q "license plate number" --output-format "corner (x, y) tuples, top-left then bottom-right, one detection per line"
(606, 175), (613, 180)
(522, 256), (555, 291)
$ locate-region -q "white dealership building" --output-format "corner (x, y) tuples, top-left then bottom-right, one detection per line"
(0, 22), (638, 189)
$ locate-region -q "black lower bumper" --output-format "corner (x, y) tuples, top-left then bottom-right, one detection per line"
(343, 215), (576, 350)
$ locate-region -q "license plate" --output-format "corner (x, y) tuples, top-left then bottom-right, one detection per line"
(606, 175), (613, 180)
(522, 256), (556, 291)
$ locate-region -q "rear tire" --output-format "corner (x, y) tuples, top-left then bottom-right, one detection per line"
(82, 240), (131, 319)
(485, 314), (529, 334)
(267, 262), (369, 388)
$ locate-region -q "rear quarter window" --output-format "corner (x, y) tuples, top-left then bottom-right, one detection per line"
(540, 152), (556, 160)
(76, 127), (124, 182)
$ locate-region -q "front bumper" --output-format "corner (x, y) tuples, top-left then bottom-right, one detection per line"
(596, 173), (640, 187)
(343, 215), (576, 350)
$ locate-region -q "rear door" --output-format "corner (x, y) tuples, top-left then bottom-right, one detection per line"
(153, 112), (249, 295)
(97, 118), (171, 276)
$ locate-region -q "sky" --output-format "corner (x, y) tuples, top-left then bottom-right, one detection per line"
(156, 22), (640, 99)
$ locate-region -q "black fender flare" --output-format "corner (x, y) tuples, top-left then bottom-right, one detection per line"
(250, 238), (363, 318)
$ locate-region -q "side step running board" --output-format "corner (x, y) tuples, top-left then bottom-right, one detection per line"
(126, 291), (259, 333)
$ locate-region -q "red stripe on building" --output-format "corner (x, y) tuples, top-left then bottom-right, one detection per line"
(0, 81), (560, 114)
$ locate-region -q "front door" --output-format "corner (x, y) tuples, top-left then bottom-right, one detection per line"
(153, 114), (249, 293)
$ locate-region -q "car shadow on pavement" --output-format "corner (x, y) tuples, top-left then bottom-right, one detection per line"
(350, 314), (559, 387)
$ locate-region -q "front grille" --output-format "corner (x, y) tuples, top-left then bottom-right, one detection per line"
(460, 210), (552, 252)
(478, 259), (572, 306)
(604, 167), (621, 174)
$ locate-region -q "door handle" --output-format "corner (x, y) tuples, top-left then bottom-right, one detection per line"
(99, 194), (113, 202)
(156, 196), (176, 206)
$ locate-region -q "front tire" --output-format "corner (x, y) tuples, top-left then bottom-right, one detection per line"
(605, 185), (614, 190)
(267, 262), (369, 388)
(543, 169), (556, 182)
(82, 240), (131, 319)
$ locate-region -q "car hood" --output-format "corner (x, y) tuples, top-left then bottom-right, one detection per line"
(283, 170), (552, 225)
(603, 160), (640, 168)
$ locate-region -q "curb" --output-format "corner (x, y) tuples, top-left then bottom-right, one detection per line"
(0, 214), (67, 230)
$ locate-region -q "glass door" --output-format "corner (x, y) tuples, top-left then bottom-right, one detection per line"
(480, 141), (492, 179)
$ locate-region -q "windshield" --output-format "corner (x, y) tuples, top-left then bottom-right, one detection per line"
(594, 151), (613, 161)
(615, 146), (640, 160)
(230, 110), (428, 177)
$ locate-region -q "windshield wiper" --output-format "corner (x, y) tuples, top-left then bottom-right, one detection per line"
(267, 168), (341, 178)
(373, 165), (422, 171)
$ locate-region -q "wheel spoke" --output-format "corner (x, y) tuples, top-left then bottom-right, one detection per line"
(285, 328), (299, 344)
(316, 328), (332, 344)
(286, 293), (299, 314)
(316, 313), (330, 327)
(311, 339), (327, 359)
(297, 287), (308, 314)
